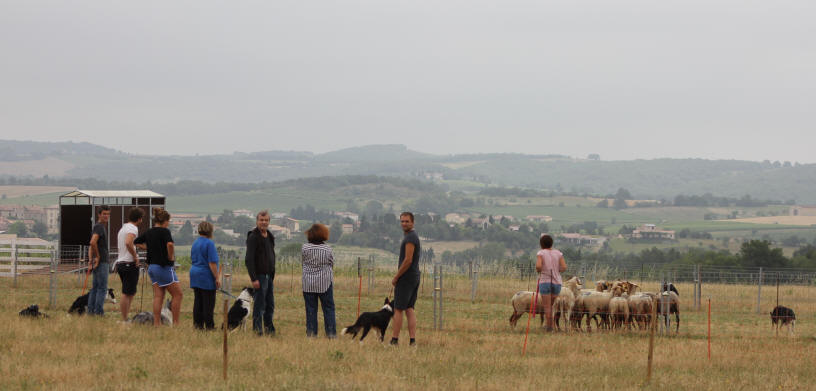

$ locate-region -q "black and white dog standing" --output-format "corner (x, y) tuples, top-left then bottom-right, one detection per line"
(341, 298), (394, 343)
(226, 287), (254, 331)
(68, 289), (117, 315)
(770, 305), (796, 334)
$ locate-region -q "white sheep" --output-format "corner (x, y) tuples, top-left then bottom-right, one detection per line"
(509, 290), (546, 328)
(553, 276), (582, 331)
(627, 293), (656, 330)
(608, 285), (629, 330)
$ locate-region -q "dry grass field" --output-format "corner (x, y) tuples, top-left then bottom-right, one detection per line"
(727, 216), (816, 226)
(0, 186), (75, 198)
(2, 269), (815, 390)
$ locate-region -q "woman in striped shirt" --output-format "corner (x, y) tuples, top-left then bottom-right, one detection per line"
(301, 223), (336, 338)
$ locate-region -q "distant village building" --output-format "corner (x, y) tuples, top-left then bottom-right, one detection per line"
(342, 224), (354, 234)
(558, 233), (607, 246)
(268, 224), (291, 240)
(232, 209), (254, 218)
(270, 212), (287, 219)
(283, 217), (300, 232)
(790, 206), (816, 217)
(631, 224), (675, 240)
(169, 213), (204, 229)
(470, 217), (491, 230)
(508, 225), (521, 232)
(44, 205), (59, 234)
(444, 213), (467, 225)
(423, 172), (444, 181)
(335, 212), (359, 223)
(526, 215), (553, 223)
(0, 205), (17, 219)
(219, 228), (241, 239)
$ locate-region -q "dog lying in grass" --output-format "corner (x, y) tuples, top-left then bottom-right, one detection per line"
(129, 300), (172, 326)
(19, 305), (48, 318)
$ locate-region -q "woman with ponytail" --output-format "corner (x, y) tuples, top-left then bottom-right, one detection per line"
(135, 208), (183, 326)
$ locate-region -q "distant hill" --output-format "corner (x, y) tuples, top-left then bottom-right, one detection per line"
(314, 144), (433, 162)
(0, 140), (123, 161)
(1, 140), (816, 203)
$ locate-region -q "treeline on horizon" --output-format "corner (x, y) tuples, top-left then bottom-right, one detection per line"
(0, 175), (793, 209)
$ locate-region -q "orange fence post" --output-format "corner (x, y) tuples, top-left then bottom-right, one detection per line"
(707, 297), (711, 360)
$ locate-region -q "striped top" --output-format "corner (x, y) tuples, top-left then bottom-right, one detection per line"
(301, 243), (334, 293)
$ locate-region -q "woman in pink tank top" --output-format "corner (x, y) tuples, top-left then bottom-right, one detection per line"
(536, 234), (567, 332)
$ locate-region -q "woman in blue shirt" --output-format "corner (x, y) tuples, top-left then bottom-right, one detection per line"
(190, 221), (220, 330)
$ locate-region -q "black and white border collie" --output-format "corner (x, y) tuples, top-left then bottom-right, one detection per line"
(341, 298), (394, 343)
(68, 289), (117, 315)
(771, 305), (796, 334)
(227, 287), (254, 331)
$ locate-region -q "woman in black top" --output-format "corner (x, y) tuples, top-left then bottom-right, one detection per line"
(135, 208), (182, 326)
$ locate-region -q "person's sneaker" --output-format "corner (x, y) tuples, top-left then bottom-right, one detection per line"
(389, 338), (398, 346)
(409, 338), (416, 347)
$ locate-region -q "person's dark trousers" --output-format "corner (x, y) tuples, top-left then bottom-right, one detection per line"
(193, 288), (217, 330)
(253, 274), (276, 335)
(87, 262), (110, 315)
(303, 284), (337, 338)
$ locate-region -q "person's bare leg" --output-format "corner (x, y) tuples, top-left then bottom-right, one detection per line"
(152, 284), (165, 326)
(166, 282), (184, 325)
(543, 294), (554, 329)
(120, 294), (134, 321)
(546, 295), (557, 329)
(391, 309), (404, 340)
(406, 308), (417, 339)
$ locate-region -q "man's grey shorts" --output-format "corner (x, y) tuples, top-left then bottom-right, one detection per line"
(394, 277), (419, 310)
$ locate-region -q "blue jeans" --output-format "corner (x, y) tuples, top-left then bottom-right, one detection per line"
(538, 282), (561, 295)
(303, 284), (336, 338)
(253, 274), (276, 335)
(88, 262), (110, 315)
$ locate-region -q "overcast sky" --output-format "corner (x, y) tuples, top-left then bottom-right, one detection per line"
(1, 1), (814, 162)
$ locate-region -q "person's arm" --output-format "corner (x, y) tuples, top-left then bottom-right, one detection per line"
(167, 242), (175, 262)
(245, 233), (259, 289)
(209, 241), (220, 289)
(536, 254), (544, 273)
(89, 232), (100, 271)
(559, 256), (567, 273)
(391, 243), (415, 286)
(165, 229), (174, 262)
(134, 233), (147, 250)
(126, 233), (139, 267)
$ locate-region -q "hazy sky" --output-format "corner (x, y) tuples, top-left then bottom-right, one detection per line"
(1, 1), (814, 162)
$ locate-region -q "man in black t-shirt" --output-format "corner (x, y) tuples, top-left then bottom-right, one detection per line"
(88, 205), (111, 315)
(390, 212), (421, 346)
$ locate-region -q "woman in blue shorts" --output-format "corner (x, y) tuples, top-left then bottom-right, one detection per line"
(536, 234), (567, 332)
(135, 208), (182, 326)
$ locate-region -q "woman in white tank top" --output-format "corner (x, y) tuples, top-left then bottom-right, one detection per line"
(536, 234), (567, 331)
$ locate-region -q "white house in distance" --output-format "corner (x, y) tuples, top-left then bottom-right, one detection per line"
(526, 215), (553, 223)
(790, 206), (816, 216)
(558, 233), (607, 246)
(632, 224), (675, 240)
(232, 209), (254, 218)
(444, 213), (467, 225)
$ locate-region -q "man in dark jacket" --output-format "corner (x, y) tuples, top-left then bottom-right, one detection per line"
(245, 210), (276, 335)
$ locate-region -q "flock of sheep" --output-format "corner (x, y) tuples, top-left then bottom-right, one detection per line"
(509, 277), (680, 333)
